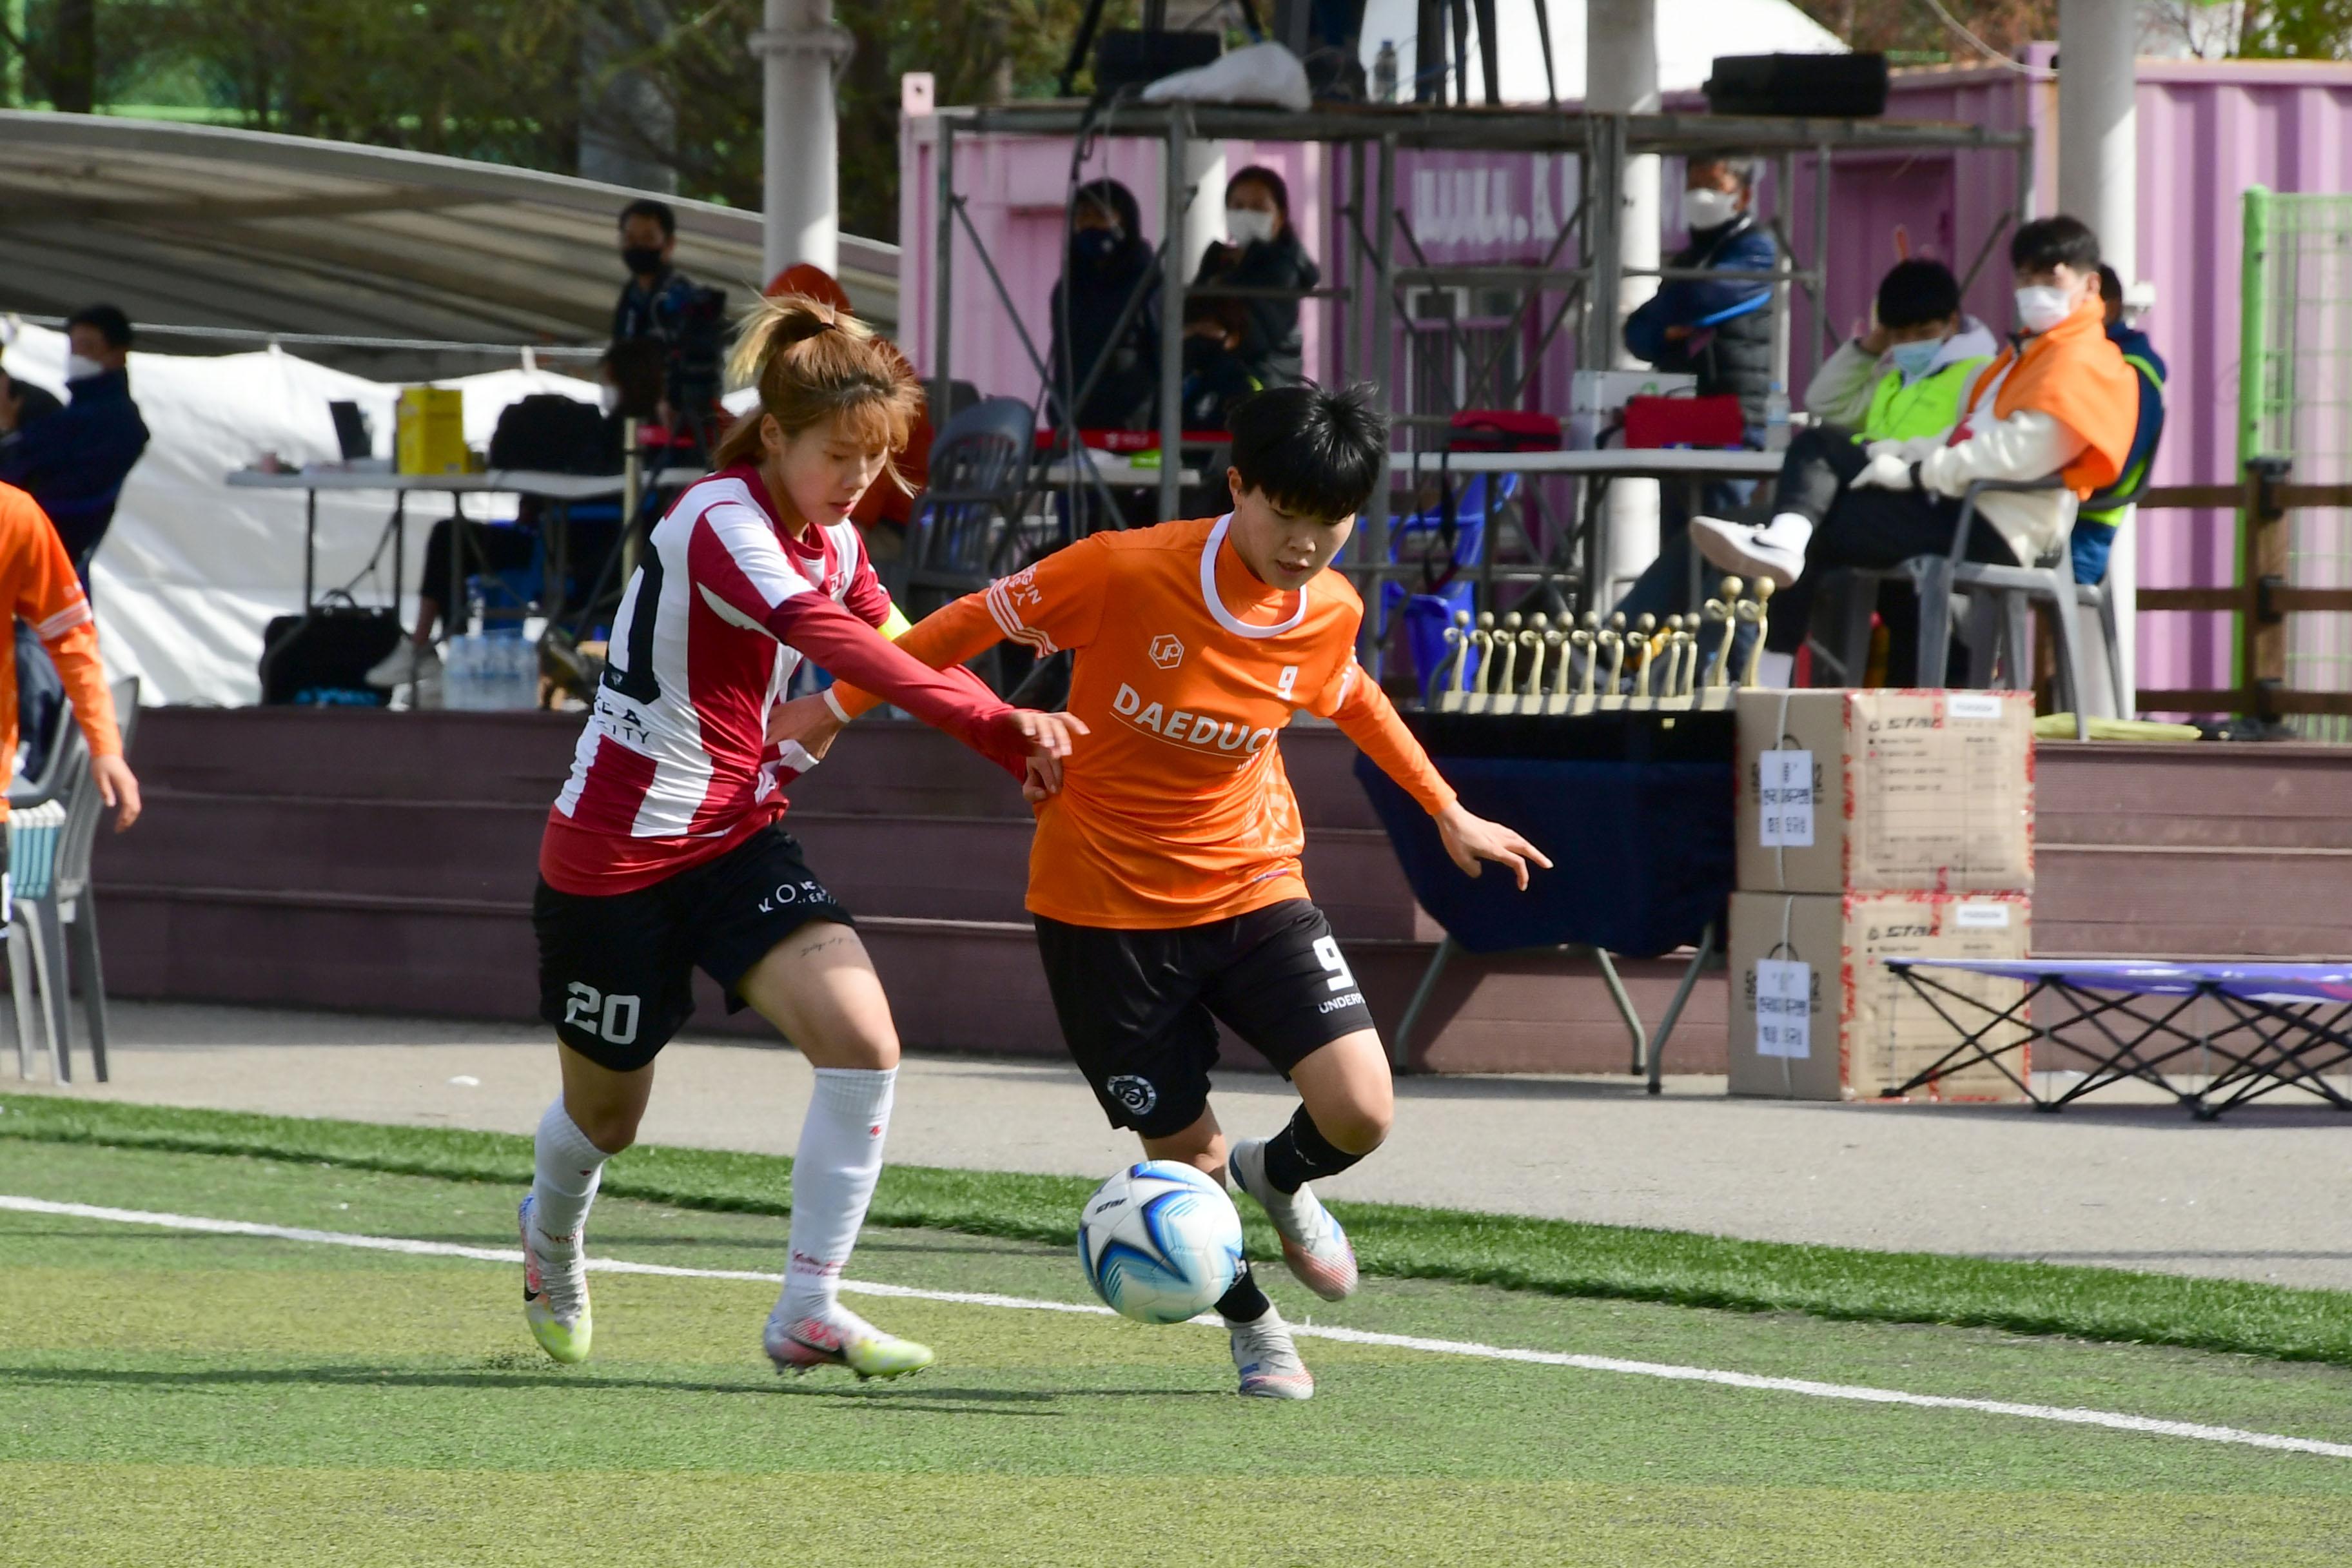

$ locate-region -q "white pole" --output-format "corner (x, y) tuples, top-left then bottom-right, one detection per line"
(2059, 0), (2139, 713)
(1589, 0), (1661, 603)
(754, 0), (850, 283)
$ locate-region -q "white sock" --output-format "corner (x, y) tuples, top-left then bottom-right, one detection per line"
(530, 1099), (609, 1251)
(1756, 650), (1796, 689)
(1761, 511), (1815, 547)
(773, 1066), (897, 1326)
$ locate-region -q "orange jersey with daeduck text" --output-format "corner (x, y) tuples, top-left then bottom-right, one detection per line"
(832, 515), (1455, 928)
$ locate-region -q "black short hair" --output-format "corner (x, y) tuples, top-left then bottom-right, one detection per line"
(1228, 382), (1388, 520)
(618, 198), (676, 239)
(66, 303), (133, 349)
(2098, 264), (2123, 306)
(2012, 215), (2100, 275)
(1875, 259), (1961, 329)
(1226, 164), (1290, 219)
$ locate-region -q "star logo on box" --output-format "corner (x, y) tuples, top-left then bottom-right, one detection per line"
(1149, 634), (1184, 670)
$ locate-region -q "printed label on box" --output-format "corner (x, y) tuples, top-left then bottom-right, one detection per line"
(1952, 903), (2012, 928)
(1754, 957), (1812, 1059)
(1946, 693), (2005, 721)
(1756, 750), (1814, 847)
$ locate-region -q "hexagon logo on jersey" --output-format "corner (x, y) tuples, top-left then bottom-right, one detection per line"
(1150, 633), (1184, 670)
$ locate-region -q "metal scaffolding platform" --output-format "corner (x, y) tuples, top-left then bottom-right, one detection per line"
(923, 98), (2032, 674)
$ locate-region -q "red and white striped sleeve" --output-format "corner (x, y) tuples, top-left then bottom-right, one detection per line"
(687, 502), (1029, 772)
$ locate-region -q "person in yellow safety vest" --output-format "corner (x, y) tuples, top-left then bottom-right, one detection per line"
(1805, 259), (1997, 444)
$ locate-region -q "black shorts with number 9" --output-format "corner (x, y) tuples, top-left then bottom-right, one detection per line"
(1032, 899), (1377, 1139)
(533, 825), (854, 1072)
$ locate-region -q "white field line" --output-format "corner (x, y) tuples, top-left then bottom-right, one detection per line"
(7, 1192), (2350, 1462)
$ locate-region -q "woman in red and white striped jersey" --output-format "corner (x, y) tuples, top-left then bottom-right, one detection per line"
(518, 294), (1081, 1379)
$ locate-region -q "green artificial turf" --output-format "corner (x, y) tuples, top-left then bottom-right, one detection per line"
(4, 1093), (2349, 1368)
(3, 1139), (2351, 1567)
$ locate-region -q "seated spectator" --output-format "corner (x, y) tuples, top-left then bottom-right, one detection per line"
(0, 304), (151, 591)
(2071, 263), (2168, 588)
(1693, 216), (2141, 687)
(1180, 165), (1320, 428)
(1610, 259), (1995, 653)
(1048, 179), (1161, 433)
(0, 369), (66, 776)
(1625, 152), (1776, 436)
(0, 366), (63, 433)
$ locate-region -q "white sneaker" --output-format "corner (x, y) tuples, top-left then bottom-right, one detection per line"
(1691, 512), (1813, 589)
(366, 640), (440, 689)
(518, 1195), (592, 1364)
(1228, 1138), (1359, 1302)
(1228, 1307), (1314, 1400)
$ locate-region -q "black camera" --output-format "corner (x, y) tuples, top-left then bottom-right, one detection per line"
(659, 283), (729, 415)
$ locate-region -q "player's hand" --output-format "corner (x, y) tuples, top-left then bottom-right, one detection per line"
(1021, 753), (1060, 804)
(765, 692), (844, 760)
(91, 753), (141, 832)
(1850, 452), (1915, 491)
(1010, 709), (1088, 760)
(1434, 801), (1550, 890)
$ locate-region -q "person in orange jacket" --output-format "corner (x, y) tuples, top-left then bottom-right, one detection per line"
(0, 482), (141, 910)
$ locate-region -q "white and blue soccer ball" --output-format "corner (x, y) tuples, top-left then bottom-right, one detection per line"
(1077, 1160), (1245, 1324)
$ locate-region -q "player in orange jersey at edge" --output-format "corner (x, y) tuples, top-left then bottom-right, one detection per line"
(778, 383), (1548, 1400)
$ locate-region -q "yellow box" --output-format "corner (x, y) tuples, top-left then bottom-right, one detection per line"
(396, 387), (467, 475)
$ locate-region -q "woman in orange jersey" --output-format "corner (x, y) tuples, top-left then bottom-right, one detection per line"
(782, 384), (1546, 1400)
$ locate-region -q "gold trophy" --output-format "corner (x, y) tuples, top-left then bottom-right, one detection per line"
(1625, 612), (1655, 710)
(1671, 618), (1699, 706)
(1568, 616), (1598, 716)
(1738, 578), (1776, 689)
(1518, 614), (1549, 716)
(1597, 614), (1627, 712)
(1491, 612), (1524, 715)
(1437, 610), (1473, 713)
(1541, 623), (1570, 715)
(1465, 612), (1496, 714)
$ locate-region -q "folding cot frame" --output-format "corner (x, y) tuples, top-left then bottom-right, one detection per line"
(1884, 958), (2352, 1120)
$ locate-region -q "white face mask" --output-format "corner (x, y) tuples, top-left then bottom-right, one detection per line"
(2014, 284), (2074, 334)
(1681, 186), (1743, 232)
(64, 352), (105, 382)
(1226, 207), (1277, 247)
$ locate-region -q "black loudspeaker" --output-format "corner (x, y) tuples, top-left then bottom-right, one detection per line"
(1094, 29), (1221, 94)
(1703, 53), (1889, 118)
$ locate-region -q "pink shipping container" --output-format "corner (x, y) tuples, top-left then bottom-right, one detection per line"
(900, 52), (2352, 700)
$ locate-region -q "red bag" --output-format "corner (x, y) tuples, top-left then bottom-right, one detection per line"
(1621, 395), (1745, 449)
(1448, 409), (1563, 452)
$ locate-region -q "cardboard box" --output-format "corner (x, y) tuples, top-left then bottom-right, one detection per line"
(1735, 688), (2034, 894)
(396, 386), (467, 476)
(1728, 889), (2032, 1102)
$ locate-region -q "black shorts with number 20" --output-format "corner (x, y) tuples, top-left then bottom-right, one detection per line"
(534, 825), (854, 1072)
(1032, 899), (1376, 1139)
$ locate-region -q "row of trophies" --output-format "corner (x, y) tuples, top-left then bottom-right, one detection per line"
(1436, 577), (1776, 715)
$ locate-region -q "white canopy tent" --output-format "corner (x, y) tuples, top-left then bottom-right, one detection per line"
(2, 321), (600, 707)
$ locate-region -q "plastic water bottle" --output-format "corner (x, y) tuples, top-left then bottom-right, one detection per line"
(1763, 387), (1790, 452)
(1373, 40), (1398, 103)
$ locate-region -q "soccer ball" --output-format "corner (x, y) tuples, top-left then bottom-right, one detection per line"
(1077, 1160), (1244, 1324)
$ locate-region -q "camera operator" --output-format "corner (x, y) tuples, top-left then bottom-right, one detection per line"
(611, 197), (727, 462)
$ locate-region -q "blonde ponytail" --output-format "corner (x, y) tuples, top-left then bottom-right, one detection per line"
(711, 293), (926, 484)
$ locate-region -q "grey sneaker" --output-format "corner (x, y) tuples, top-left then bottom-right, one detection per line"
(1228, 1307), (1313, 1400)
(365, 640), (440, 690)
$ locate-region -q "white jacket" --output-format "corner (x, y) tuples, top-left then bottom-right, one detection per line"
(1868, 351), (2086, 566)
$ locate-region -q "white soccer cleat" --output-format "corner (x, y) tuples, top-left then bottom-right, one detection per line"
(518, 1195), (592, 1364)
(1228, 1308), (1314, 1400)
(764, 1306), (935, 1381)
(1228, 1138), (1359, 1302)
(366, 640), (440, 690)
(1690, 512), (1812, 589)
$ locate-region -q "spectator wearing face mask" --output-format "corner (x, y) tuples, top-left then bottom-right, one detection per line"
(1605, 259), (1995, 661)
(1048, 179), (1161, 433)
(0, 304), (150, 591)
(1623, 153), (1777, 432)
(1179, 166), (1320, 429)
(611, 199), (700, 353)
(1696, 216), (2140, 687)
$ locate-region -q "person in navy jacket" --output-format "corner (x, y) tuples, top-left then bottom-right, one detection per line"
(0, 304), (150, 591)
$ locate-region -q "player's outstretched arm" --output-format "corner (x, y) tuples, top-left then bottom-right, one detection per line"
(1319, 659), (1549, 888)
(768, 592), (1083, 774)
(823, 591), (1006, 723)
